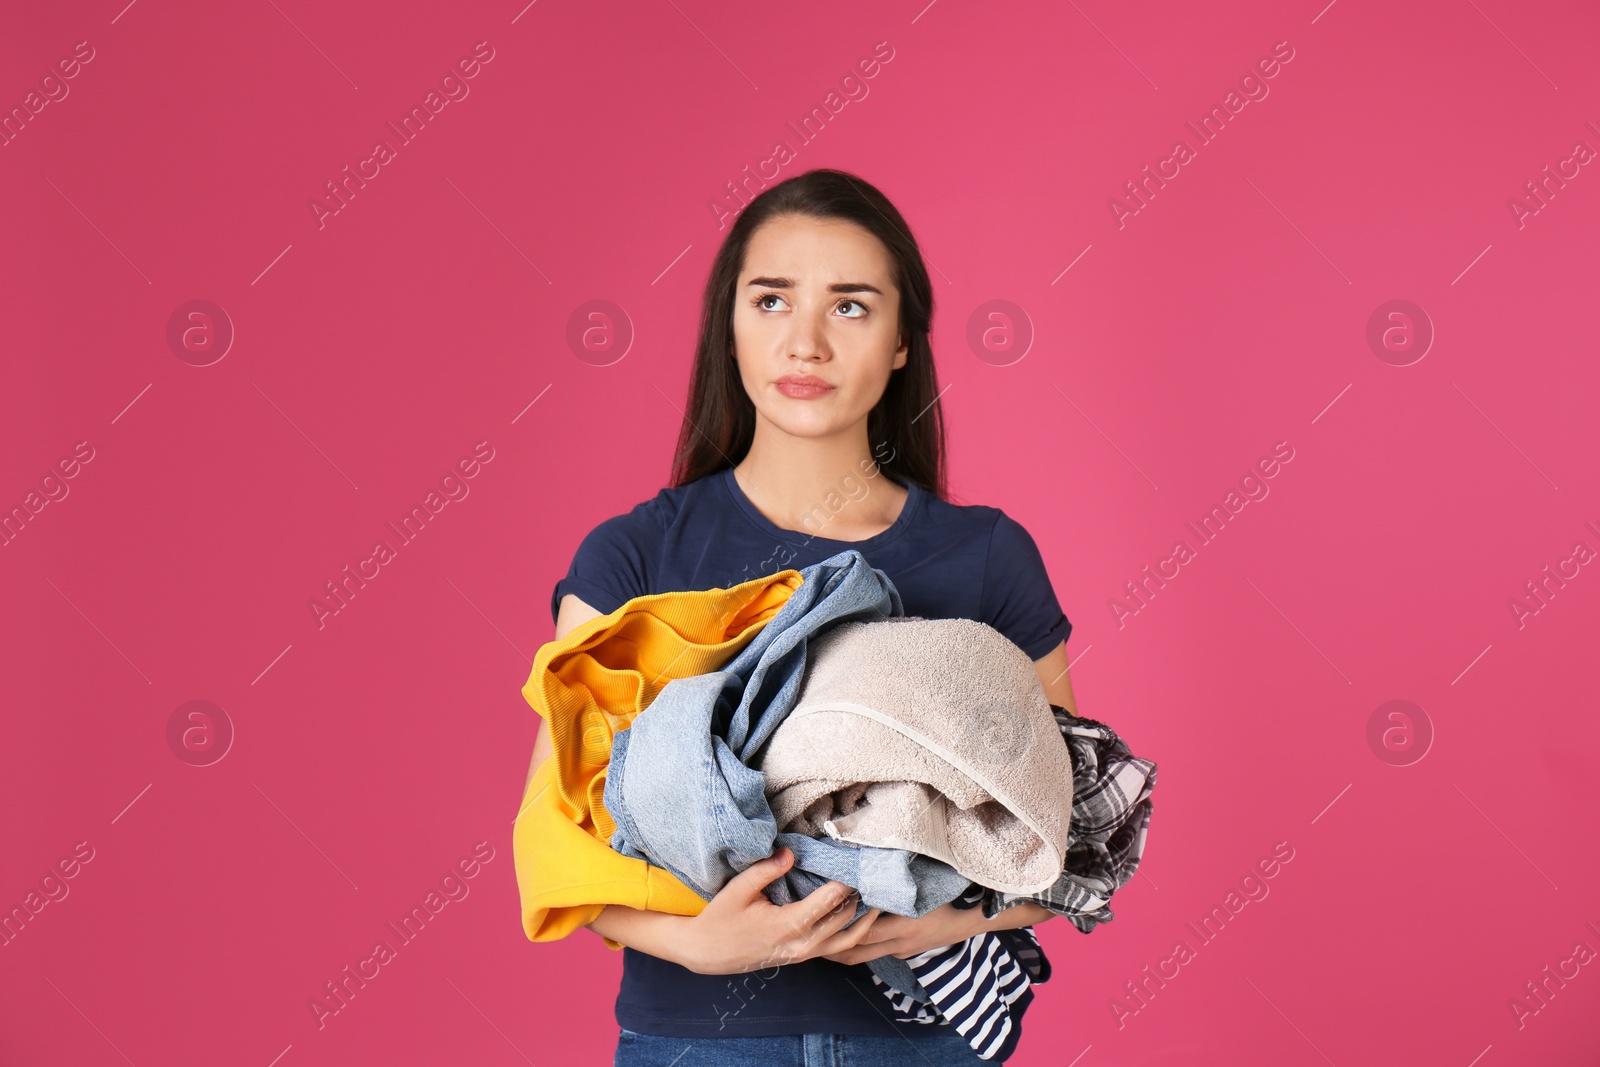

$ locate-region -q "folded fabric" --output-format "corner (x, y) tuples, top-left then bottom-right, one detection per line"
(603, 549), (975, 999)
(511, 568), (802, 948)
(759, 616), (1076, 896)
(976, 707), (1158, 929)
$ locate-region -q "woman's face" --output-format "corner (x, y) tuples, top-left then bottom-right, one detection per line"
(731, 214), (908, 442)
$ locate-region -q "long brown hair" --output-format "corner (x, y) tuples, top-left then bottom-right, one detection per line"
(669, 168), (947, 500)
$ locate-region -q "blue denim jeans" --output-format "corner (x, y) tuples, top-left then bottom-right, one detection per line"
(613, 1028), (989, 1066)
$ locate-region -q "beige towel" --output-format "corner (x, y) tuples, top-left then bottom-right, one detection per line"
(757, 617), (1074, 895)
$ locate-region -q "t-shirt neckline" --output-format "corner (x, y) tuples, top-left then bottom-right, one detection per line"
(719, 465), (923, 551)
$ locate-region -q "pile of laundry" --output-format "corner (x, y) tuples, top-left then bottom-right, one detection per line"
(512, 549), (1157, 1063)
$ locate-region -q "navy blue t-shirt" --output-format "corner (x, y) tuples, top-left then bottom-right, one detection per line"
(550, 465), (1071, 1039)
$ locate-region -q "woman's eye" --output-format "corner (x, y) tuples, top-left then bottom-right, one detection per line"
(837, 299), (866, 318)
(756, 293), (787, 311)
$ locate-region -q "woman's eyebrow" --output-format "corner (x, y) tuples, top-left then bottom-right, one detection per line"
(745, 276), (884, 295)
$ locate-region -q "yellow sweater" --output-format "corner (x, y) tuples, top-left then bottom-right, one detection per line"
(513, 568), (802, 949)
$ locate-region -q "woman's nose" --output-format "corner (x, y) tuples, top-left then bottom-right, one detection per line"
(787, 315), (830, 362)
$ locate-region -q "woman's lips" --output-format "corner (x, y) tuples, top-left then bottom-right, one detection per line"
(776, 378), (834, 399)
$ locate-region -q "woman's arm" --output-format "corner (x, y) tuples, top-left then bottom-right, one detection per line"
(1023, 642), (1076, 928)
(984, 901), (1055, 930)
(1033, 641), (1078, 715)
(589, 851), (884, 974)
(524, 592), (704, 965)
(820, 898), (1055, 965)
(586, 904), (699, 964)
(524, 593), (604, 793)
(529, 592), (708, 963)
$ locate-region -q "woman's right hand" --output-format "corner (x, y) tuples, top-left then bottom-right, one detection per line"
(679, 847), (882, 976)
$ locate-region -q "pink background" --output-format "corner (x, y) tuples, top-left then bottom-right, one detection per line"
(4, 0), (1598, 1063)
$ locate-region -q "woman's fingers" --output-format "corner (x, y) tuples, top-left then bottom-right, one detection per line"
(812, 889), (865, 941)
(783, 880), (858, 933)
(788, 888), (864, 962)
(812, 908), (884, 961)
(720, 847), (797, 907)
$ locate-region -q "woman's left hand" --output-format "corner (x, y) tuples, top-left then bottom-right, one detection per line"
(819, 900), (983, 965)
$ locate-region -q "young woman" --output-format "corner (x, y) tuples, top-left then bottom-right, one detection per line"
(527, 169), (1080, 1066)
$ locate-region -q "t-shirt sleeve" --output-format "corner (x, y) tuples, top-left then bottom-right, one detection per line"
(549, 506), (660, 623)
(980, 511), (1072, 660)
